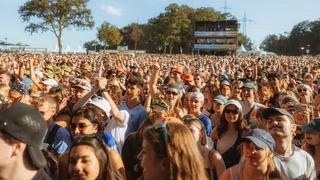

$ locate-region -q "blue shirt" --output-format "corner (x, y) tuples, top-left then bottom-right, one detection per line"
(46, 122), (72, 155)
(119, 102), (147, 137)
(198, 113), (212, 136)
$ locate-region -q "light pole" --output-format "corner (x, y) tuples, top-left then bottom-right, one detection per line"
(300, 47), (304, 55)
(306, 44), (310, 55)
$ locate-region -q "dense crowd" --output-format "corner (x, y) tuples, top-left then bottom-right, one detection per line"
(0, 52), (320, 180)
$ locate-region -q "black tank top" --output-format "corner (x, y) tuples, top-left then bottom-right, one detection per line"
(214, 131), (242, 169)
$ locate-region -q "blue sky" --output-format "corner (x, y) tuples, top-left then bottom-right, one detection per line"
(1, 0), (319, 51)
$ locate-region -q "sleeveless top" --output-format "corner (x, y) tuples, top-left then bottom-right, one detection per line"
(214, 131), (242, 168)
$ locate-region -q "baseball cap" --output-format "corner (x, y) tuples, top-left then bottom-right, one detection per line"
(174, 66), (183, 74)
(298, 118), (320, 132)
(213, 95), (228, 105)
(262, 108), (294, 122)
(221, 80), (230, 86)
(190, 92), (204, 102)
(151, 99), (170, 112)
(224, 99), (242, 111)
(182, 73), (194, 82)
(242, 128), (275, 151)
(0, 102), (47, 168)
(87, 96), (111, 118)
(73, 78), (92, 91)
(242, 81), (257, 91)
(41, 78), (58, 87)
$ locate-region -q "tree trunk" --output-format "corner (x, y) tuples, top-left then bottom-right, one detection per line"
(58, 36), (62, 54)
(134, 40), (137, 52)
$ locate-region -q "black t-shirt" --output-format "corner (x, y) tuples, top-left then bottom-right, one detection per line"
(32, 168), (52, 180)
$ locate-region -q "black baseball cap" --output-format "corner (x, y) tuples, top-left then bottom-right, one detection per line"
(298, 118), (320, 132)
(262, 107), (294, 122)
(0, 102), (47, 168)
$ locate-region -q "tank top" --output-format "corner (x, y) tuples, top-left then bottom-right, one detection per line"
(214, 131), (242, 168)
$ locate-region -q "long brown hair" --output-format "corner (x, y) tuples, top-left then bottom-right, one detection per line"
(68, 136), (122, 180)
(144, 122), (208, 180)
(217, 105), (249, 138)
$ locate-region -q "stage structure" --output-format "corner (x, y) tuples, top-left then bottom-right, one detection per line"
(194, 20), (238, 55)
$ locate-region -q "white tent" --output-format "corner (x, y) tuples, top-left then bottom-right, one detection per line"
(237, 44), (250, 56)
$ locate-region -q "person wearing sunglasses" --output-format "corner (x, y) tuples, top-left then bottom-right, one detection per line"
(211, 99), (249, 169)
(67, 136), (123, 180)
(220, 128), (280, 180)
(149, 64), (183, 117)
(296, 84), (313, 105)
(137, 122), (207, 180)
(68, 107), (126, 178)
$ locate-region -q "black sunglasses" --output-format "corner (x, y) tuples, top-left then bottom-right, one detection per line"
(70, 123), (93, 130)
(297, 89), (307, 92)
(225, 109), (239, 114)
(167, 91), (178, 96)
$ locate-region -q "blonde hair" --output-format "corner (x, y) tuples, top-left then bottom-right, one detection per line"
(183, 114), (207, 146)
(144, 122), (208, 180)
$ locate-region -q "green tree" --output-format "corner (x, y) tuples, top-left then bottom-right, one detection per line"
(130, 23), (144, 51)
(18, 0), (94, 54)
(238, 33), (253, 50)
(83, 40), (102, 52)
(97, 22), (123, 49)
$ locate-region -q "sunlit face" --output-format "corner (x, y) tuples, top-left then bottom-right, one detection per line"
(213, 100), (224, 113)
(242, 88), (254, 101)
(69, 145), (100, 180)
(0, 74), (10, 85)
(268, 77), (280, 90)
(138, 140), (165, 180)
(203, 87), (212, 100)
(305, 132), (320, 146)
(71, 116), (98, 136)
(243, 141), (269, 167)
(266, 115), (296, 139)
(73, 87), (90, 102)
(189, 96), (203, 113)
(220, 85), (231, 97)
(35, 101), (55, 121)
(0, 134), (14, 169)
(224, 104), (240, 123)
(231, 83), (242, 97)
(9, 89), (22, 102)
(165, 88), (179, 102)
(126, 84), (141, 99)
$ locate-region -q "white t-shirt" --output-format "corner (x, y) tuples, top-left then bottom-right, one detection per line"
(273, 145), (316, 180)
(106, 110), (129, 154)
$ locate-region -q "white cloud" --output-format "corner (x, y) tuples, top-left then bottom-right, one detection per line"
(101, 5), (122, 16)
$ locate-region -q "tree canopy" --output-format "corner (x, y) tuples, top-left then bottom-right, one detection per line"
(261, 20), (320, 55)
(85, 3), (246, 54)
(19, 0), (94, 54)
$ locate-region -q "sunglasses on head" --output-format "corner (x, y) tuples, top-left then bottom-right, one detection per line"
(153, 122), (169, 144)
(167, 91), (178, 96)
(70, 123), (93, 130)
(225, 108), (239, 114)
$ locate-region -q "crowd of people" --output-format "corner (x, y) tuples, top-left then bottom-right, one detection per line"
(0, 52), (320, 180)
